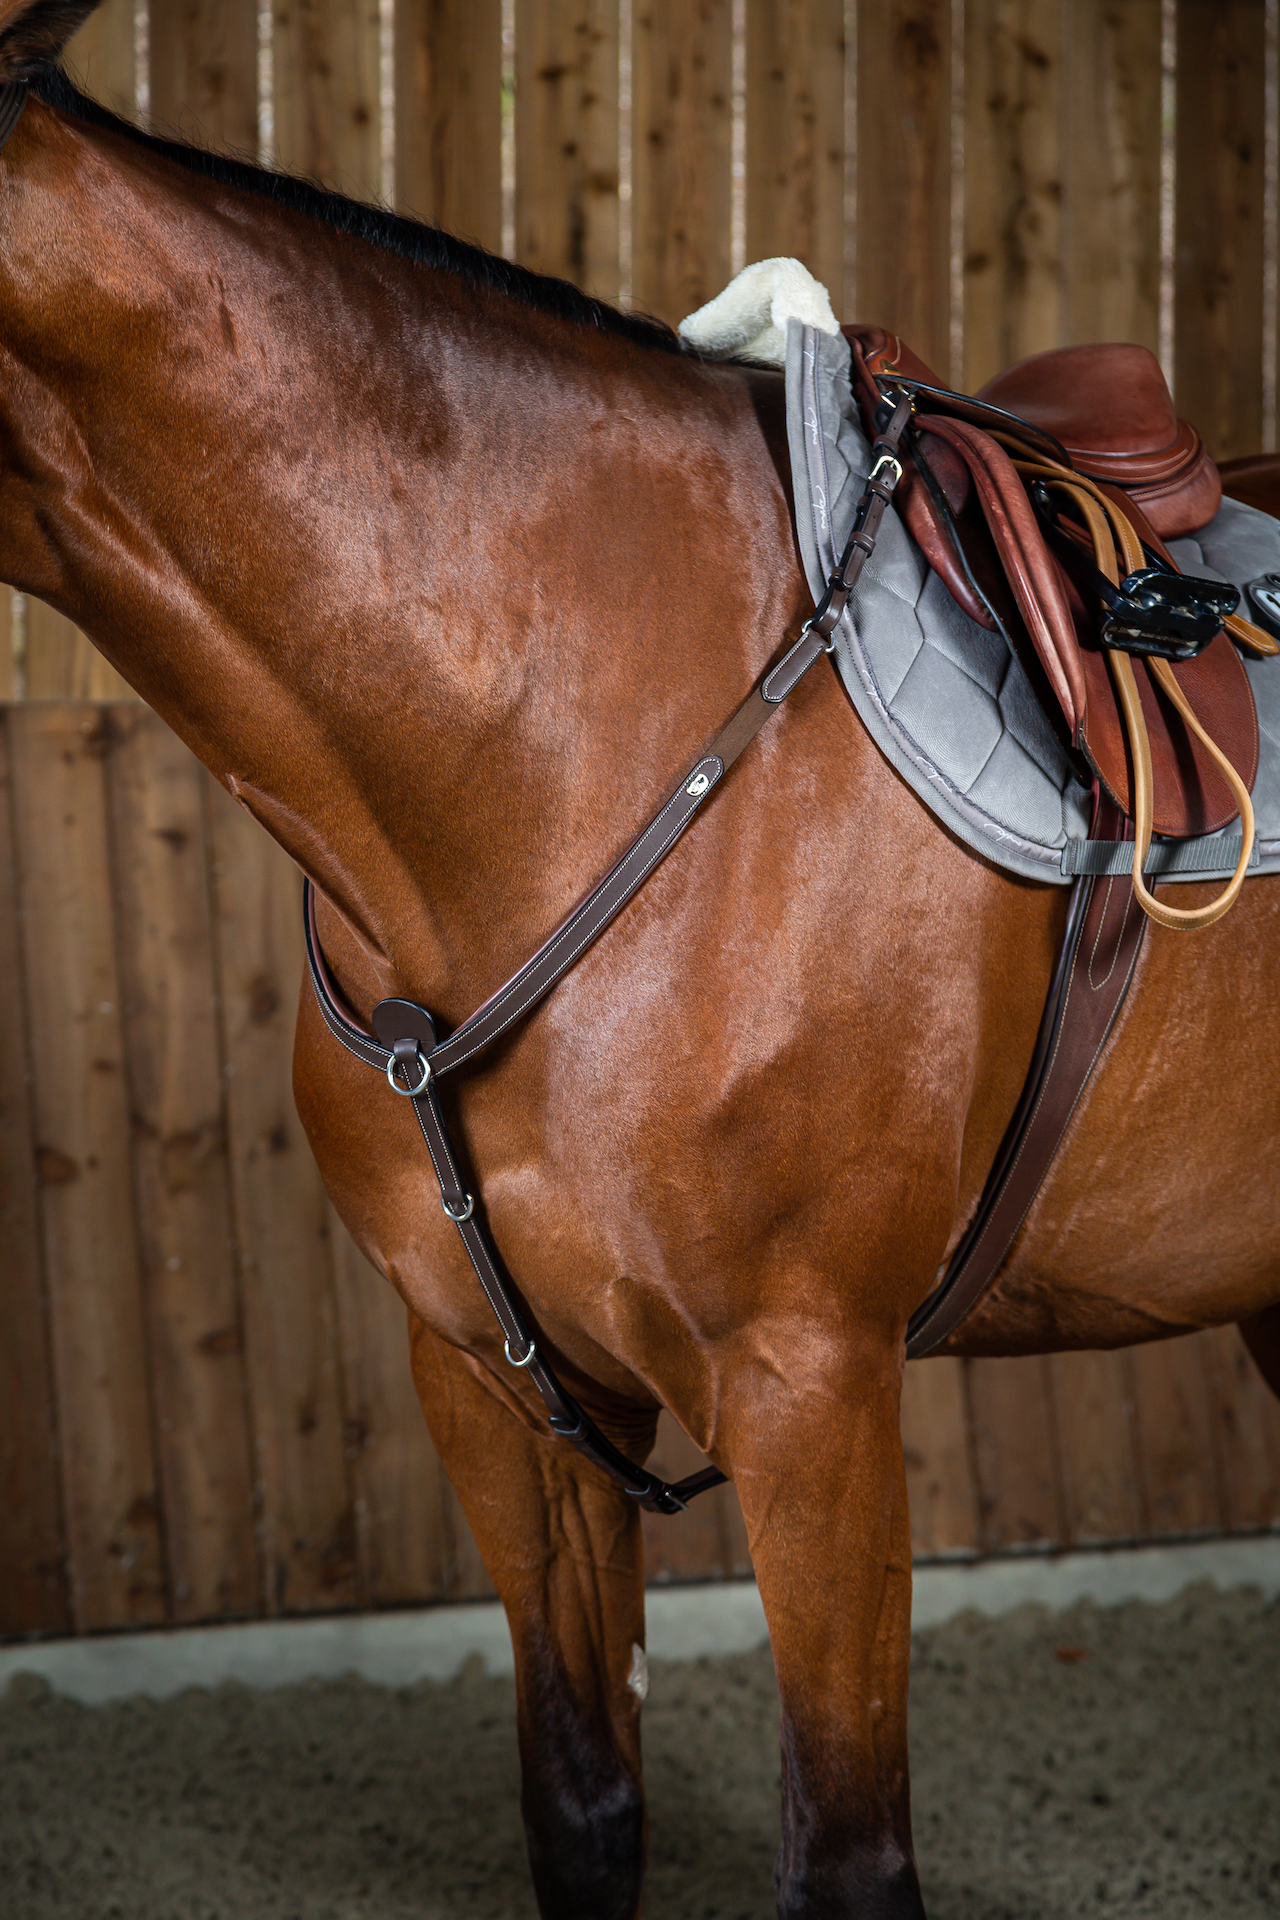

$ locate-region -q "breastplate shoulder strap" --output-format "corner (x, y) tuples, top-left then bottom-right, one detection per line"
(303, 396), (916, 1513)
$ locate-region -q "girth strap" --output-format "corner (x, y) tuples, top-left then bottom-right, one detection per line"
(906, 794), (1145, 1357)
(305, 392), (914, 1514)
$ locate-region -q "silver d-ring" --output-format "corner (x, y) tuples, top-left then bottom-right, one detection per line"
(442, 1192), (475, 1222)
(386, 1048), (430, 1097)
(505, 1337), (537, 1368)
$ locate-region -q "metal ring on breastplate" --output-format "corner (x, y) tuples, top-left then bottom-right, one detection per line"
(442, 1191), (475, 1222)
(504, 1336), (536, 1368)
(386, 1048), (430, 1097)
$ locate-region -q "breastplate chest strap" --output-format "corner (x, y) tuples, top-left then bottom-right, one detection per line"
(305, 387), (1146, 1509)
(305, 394), (913, 1514)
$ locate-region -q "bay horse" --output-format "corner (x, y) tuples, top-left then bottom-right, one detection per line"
(1, 5), (1278, 1914)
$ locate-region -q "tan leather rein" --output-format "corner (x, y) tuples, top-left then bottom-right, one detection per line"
(1011, 454), (1262, 930)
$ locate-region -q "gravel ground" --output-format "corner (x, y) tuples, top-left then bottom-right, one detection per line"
(1, 1581), (1277, 1918)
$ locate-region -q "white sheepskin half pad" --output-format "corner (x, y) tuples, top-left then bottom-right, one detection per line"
(678, 258), (839, 366)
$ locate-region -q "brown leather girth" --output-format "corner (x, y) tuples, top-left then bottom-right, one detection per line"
(906, 794), (1145, 1357)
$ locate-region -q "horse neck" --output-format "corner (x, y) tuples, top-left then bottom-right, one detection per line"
(0, 91), (802, 1017)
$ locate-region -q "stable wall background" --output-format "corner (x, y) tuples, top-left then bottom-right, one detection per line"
(3, 0), (1280, 1641)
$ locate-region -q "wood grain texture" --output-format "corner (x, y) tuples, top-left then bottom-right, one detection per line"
(328, 1213), (453, 1605)
(149, 0), (260, 153)
(641, 1411), (750, 1583)
(1061, 0), (1162, 353)
(108, 709), (259, 1622)
(855, 0), (952, 376)
(962, 0), (1063, 389)
(63, 0), (136, 118)
(203, 775), (356, 1614)
(901, 1356), (979, 1555)
(0, 594), (13, 701)
(1049, 1349), (1142, 1543)
(966, 1354), (1064, 1549)
(24, 604), (137, 703)
(1201, 1324), (1280, 1530)
(515, 0), (620, 299)
(1129, 1334), (1224, 1536)
(8, 706), (165, 1629)
(745, 0), (847, 312)
(0, 713), (68, 1635)
(271, 0), (381, 199)
(631, 0), (733, 325)
(395, 0), (503, 248)
(1174, 0), (1267, 459)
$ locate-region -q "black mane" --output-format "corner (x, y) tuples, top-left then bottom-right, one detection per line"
(31, 64), (687, 356)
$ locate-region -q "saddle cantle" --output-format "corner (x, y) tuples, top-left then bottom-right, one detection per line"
(842, 324), (1273, 926)
(978, 342), (1222, 538)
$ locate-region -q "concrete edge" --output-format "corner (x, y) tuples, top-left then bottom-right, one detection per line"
(3, 1534), (1277, 1706)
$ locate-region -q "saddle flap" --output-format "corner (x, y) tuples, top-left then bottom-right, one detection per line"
(1076, 636), (1259, 837)
(842, 324), (997, 632)
(843, 327), (1258, 839)
(977, 344), (1222, 538)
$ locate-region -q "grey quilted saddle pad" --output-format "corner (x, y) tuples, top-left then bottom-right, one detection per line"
(785, 321), (1280, 885)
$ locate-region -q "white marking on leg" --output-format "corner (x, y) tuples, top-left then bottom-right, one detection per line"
(626, 1643), (649, 1702)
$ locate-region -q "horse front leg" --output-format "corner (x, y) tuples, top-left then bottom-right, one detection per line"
(408, 1313), (650, 1920)
(723, 1332), (925, 1920)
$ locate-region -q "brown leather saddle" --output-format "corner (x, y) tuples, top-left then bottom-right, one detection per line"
(842, 327), (1276, 931)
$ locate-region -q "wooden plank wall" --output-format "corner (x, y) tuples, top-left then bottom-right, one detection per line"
(3, 0), (1280, 1638)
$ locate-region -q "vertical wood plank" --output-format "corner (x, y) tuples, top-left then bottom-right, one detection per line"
(1174, 0), (1267, 458)
(63, 0), (137, 119)
(1201, 1324), (1280, 1531)
(272, 0), (382, 199)
(8, 705), (166, 1629)
(203, 775), (356, 1614)
(108, 709), (259, 1622)
(24, 604), (138, 702)
(1061, 0), (1162, 353)
(149, 0), (260, 154)
(0, 712), (69, 1635)
(1129, 1334), (1224, 1536)
(745, 0), (847, 310)
(901, 1356), (979, 1555)
(329, 1214), (453, 1606)
(640, 1411), (742, 1584)
(631, 0), (734, 325)
(515, 0), (620, 299)
(962, 0), (1063, 390)
(966, 1355), (1064, 1549)
(395, 0), (504, 246)
(0, 594), (13, 701)
(855, 0), (952, 375)
(1049, 1349), (1143, 1543)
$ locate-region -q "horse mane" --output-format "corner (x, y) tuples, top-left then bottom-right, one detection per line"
(30, 64), (688, 357)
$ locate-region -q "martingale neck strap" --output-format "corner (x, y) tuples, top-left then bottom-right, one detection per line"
(305, 392), (913, 1515)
